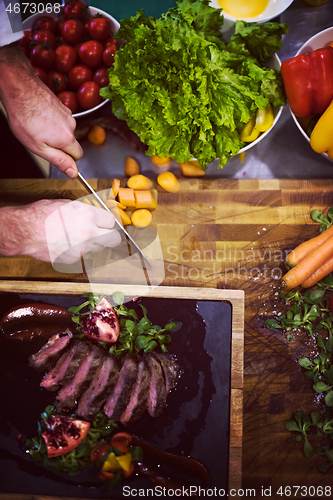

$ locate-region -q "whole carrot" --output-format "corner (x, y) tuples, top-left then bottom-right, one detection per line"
(301, 254), (333, 288)
(282, 233), (333, 289)
(286, 223), (333, 268)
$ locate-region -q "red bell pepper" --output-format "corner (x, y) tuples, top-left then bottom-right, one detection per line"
(281, 46), (333, 118)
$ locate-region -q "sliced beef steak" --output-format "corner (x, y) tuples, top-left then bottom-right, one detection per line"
(144, 352), (168, 418)
(103, 354), (138, 421)
(55, 343), (103, 411)
(40, 340), (86, 391)
(76, 354), (119, 420)
(119, 356), (151, 427)
(28, 329), (73, 371)
(150, 352), (180, 392)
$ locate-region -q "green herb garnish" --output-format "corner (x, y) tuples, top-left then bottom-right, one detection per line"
(68, 292), (182, 358)
(25, 406), (118, 476)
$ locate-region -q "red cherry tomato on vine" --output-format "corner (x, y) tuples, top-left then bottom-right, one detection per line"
(19, 30), (33, 49)
(33, 29), (56, 49)
(88, 16), (112, 43)
(46, 70), (67, 94)
(63, 0), (87, 21)
(93, 67), (109, 88)
(77, 81), (101, 109)
(67, 64), (93, 90)
(79, 40), (103, 68)
(32, 66), (47, 84)
(54, 44), (77, 73)
(30, 43), (55, 71)
(61, 19), (85, 45)
(102, 46), (116, 67)
(33, 16), (58, 34)
(58, 91), (78, 114)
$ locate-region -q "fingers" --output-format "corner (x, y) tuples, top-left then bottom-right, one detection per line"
(41, 147), (79, 178)
(93, 207), (119, 229)
(62, 137), (83, 162)
(81, 229), (122, 254)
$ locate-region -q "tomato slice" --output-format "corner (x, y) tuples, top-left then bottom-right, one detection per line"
(42, 415), (90, 458)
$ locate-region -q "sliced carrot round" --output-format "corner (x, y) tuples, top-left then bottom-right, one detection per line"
(131, 209), (152, 227)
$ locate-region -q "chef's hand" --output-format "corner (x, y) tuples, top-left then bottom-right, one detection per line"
(0, 42), (82, 178)
(0, 200), (121, 264)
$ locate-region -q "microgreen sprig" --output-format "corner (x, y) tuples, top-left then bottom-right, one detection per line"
(67, 292), (182, 358)
(25, 406), (118, 476)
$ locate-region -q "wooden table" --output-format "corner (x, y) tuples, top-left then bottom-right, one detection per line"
(1, 177), (333, 498)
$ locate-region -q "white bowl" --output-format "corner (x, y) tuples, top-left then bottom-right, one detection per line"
(289, 27), (333, 162)
(22, 7), (119, 118)
(209, 0), (294, 23)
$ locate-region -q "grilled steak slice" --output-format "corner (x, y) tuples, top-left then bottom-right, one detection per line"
(29, 329), (73, 371)
(119, 356), (151, 427)
(103, 354), (139, 421)
(150, 352), (180, 392)
(76, 354), (119, 420)
(144, 352), (168, 418)
(40, 340), (86, 391)
(55, 342), (102, 411)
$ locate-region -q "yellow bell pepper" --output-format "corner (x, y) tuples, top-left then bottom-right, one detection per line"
(310, 99), (333, 155)
(240, 105), (274, 143)
(240, 117), (260, 142)
(102, 452), (132, 473)
(255, 105), (274, 132)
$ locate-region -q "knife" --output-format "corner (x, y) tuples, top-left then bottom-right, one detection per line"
(77, 172), (152, 270)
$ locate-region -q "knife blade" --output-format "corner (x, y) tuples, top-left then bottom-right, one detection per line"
(77, 172), (152, 270)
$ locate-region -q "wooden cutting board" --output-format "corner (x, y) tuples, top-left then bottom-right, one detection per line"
(1, 177), (333, 497)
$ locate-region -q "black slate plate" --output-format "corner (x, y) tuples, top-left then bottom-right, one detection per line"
(0, 293), (232, 499)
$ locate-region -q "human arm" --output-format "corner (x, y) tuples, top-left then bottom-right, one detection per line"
(0, 200), (121, 263)
(0, 42), (83, 178)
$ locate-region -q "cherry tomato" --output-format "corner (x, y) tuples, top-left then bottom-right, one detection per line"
(33, 16), (58, 34)
(90, 443), (110, 463)
(46, 70), (67, 94)
(19, 30), (33, 49)
(32, 66), (47, 84)
(54, 44), (77, 73)
(58, 91), (78, 114)
(79, 40), (103, 68)
(98, 469), (114, 481)
(93, 67), (109, 88)
(63, 0), (87, 21)
(88, 16), (112, 43)
(30, 43), (55, 71)
(110, 441), (128, 454)
(61, 19), (85, 45)
(67, 64), (93, 90)
(102, 46), (116, 68)
(77, 81), (101, 109)
(110, 432), (132, 447)
(33, 29), (56, 49)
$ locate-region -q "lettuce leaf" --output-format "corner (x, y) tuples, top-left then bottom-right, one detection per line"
(101, 0), (287, 168)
